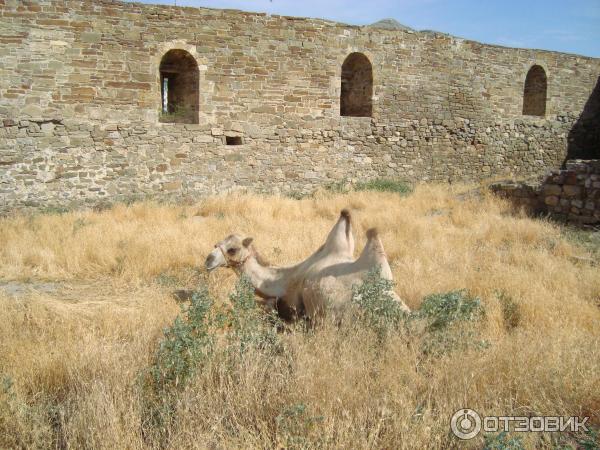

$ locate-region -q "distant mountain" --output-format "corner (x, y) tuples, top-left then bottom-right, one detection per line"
(368, 18), (413, 31)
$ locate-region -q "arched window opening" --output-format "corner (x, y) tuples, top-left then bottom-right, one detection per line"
(341, 52), (373, 117)
(522, 65), (547, 117)
(159, 49), (199, 124)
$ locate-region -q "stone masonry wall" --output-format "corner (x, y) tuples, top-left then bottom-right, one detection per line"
(491, 160), (600, 225)
(1, 0), (600, 212)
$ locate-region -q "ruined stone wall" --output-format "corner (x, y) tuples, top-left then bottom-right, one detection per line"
(1, 0), (600, 211)
(491, 160), (600, 225)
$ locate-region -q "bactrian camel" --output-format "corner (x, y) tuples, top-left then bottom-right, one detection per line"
(204, 209), (410, 322)
(205, 210), (354, 320)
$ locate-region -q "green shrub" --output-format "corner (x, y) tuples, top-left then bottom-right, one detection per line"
(355, 178), (412, 195)
(577, 427), (600, 450)
(155, 272), (180, 288)
(142, 286), (214, 443)
(149, 287), (214, 392)
(224, 276), (282, 356)
(483, 432), (524, 450)
(412, 290), (487, 356)
(416, 289), (484, 331)
(142, 278), (283, 443)
(351, 267), (408, 340)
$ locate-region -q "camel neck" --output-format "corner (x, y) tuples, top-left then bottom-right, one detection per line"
(237, 256), (293, 299)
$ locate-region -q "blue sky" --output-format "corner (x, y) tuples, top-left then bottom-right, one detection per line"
(133, 0), (600, 58)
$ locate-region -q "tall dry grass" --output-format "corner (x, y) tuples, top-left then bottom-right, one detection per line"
(0, 185), (599, 448)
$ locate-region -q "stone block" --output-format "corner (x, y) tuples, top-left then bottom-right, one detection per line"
(163, 180), (182, 191)
(41, 122), (55, 134)
(81, 32), (102, 43)
(562, 185), (582, 198)
(542, 184), (561, 196)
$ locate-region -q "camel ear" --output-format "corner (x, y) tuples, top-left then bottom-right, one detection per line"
(242, 237), (254, 248)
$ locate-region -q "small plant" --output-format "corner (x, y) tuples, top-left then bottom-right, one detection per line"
(549, 426), (600, 450)
(142, 278), (284, 443)
(1, 375), (13, 394)
(562, 226), (600, 262)
(351, 267), (408, 340)
(0, 374), (53, 447)
(276, 402), (325, 449)
(155, 272), (180, 288)
(412, 290), (487, 355)
(285, 190), (310, 200)
(323, 179), (350, 194)
(483, 431), (525, 450)
(355, 178), (412, 195)
(416, 289), (484, 331)
(577, 427), (600, 450)
(142, 287), (214, 443)
(71, 218), (88, 235)
(110, 255), (126, 276)
(225, 276), (282, 356)
(39, 205), (72, 215)
(496, 291), (520, 331)
(159, 104), (194, 122)
(149, 287), (214, 391)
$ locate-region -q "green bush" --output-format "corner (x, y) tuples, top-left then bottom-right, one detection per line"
(142, 277), (284, 443)
(148, 277), (283, 393)
(483, 432), (524, 450)
(416, 289), (484, 331)
(355, 178), (412, 195)
(223, 276), (282, 356)
(412, 290), (487, 356)
(149, 287), (214, 392)
(351, 267), (408, 340)
(143, 293), (211, 444)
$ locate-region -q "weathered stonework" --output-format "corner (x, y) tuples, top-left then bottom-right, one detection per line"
(491, 160), (600, 225)
(1, 0), (599, 212)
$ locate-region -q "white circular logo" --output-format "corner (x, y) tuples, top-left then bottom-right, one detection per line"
(451, 409), (482, 440)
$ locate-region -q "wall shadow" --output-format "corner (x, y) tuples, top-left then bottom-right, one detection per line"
(566, 76), (600, 164)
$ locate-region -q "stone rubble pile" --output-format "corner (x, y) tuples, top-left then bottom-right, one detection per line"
(491, 159), (600, 225)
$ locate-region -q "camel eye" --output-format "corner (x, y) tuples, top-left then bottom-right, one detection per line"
(227, 248), (238, 255)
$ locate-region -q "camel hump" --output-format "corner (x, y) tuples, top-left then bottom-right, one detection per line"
(366, 228), (379, 240)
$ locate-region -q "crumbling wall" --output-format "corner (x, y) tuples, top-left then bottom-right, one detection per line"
(491, 160), (600, 225)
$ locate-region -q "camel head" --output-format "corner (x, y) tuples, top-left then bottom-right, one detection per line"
(205, 234), (254, 272)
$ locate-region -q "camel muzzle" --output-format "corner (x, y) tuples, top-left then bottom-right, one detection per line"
(204, 254), (218, 271)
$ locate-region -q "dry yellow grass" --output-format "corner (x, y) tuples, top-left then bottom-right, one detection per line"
(0, 185), (599, 449)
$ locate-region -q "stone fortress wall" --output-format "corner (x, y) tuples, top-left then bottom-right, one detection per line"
(1, 0), (599, 211)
